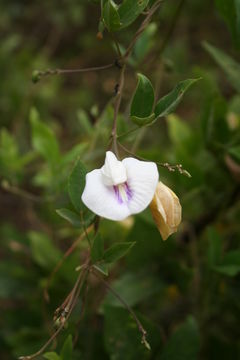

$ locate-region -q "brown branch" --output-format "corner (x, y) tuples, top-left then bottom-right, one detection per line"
(1, 180), (53, 203)
(111, 64), (126, 156)
(32, 63), (115, 83)
(19, 265), (89, 360)
(118, 142), (191, 177)
(93, 270), (150, 350)
(123, 0), (163, 60)
(110, 0), (163, 157)
(44, 225), (93, 302)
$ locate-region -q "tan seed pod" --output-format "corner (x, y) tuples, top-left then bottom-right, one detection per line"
(150, 181), (182, 240)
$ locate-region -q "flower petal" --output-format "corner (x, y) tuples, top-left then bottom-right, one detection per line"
(101, 151), (127, 186)
(122, 157), (159, 214)
(81, 169), (131, 221)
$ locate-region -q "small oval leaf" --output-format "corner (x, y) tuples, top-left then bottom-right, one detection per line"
(131, 113), (155, 126)
(103, 0), (121, 31)
(56, 208), (82, 227)
(130, 73), (155, 122)
(155, 79), (200, 119)
(68, 159), (87, 213)
(118, 0), (149, 29)
(103, 242), (135, 264)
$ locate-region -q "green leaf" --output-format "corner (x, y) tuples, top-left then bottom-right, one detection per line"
(30, 107), (60, 167)
(93, 263), (109, 276)
(61, 143), (88, 167)
(155, 79), (200, 118)
(68, 158), (87, 213)
(118, 0), (149, 29)
(228, 145), (240, 163)
(43, 352), (61, 360)
(207, 227), (222, 267)
(160, 317), (200, 360)
(134, 23), (157, 63)
(102, 272), (163, 308)
(215, 0), (240, 48)
(56, 208), (82, 227)
(202, 96), (230, 146)
(77, 109), (93, 136)
(28, 231), (62, 270)
(103, 0), (121, 31)
(103, 242), (135, 264)
(130, 73), (155, 124)
(167, 114), (192, 147)
(203, 41), (240, 92)
(91, 234), (104, 263)
(60, 335), (73, 360)
(131, 113), (155, 126)
(213, 250), (240, 276)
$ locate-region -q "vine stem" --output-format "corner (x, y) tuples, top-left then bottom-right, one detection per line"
(32, 63), (115, 82)
(92, 270), (150, 350)
(1, 180), (54, 203)
(110, 0), (163, 157)
(123, 0), (163, 60)
(118, 142), (191, 177)
(19, 265), (89, 360)
(111, 64), (126, 156)
(44, 225), (93, 302)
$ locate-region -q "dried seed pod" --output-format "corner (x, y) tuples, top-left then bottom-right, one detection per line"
(150, 181), (182, 240)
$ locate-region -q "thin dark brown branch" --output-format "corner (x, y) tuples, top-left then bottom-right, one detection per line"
(118, 142), (191, 177)
(32, 63), (115, 83)
(19, 265), (89, 360)
(44, 225), (93, 302)
(93, 270), (150, 350)
(123, 0), (163, 60)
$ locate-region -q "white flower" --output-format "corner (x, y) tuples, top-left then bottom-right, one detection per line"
(150, 181), (182, 240)
(82, 151), (159, 221)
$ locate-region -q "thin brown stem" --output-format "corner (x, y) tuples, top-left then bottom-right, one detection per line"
(32, 63), (115, 83)
(1, 180), (53, 203)
(44, 225), (93, 302)
(123, 0), (163, 60)
(118, 142), (191, 177)
(93, 270), (150, 350)
(111, 64), (126, 156)
(19, 266), (89, 360)
(109, 0), (163, 157)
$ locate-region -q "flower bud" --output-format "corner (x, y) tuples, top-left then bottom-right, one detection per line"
(150, 181), (182, 240)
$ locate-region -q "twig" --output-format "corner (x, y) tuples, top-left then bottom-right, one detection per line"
(1, 180), (54, 203)
(123, 0), (163, 60)
(118, 142), (191, 177)
(44, 225), (93, 302)
(110, 0), (163, 157)
(19, 265), (89, 360)
(32, 63), (115, 83)
(111, 64), (126, 156)
(117, 126), (140, 140)
(93, 270), (150, 350)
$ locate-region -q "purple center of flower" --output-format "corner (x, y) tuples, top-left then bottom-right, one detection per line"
(113, 182), (133, 204)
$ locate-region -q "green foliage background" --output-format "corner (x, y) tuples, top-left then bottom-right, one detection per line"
(1, 0), (240, 359)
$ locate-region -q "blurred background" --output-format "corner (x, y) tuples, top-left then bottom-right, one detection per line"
(1, 0), (240, 359)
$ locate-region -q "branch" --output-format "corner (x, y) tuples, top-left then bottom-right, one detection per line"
(118, 142), (191, 177)
(19, 265), (89, 360)
(32, 63), (115, 83)
(93, 270), (150, 350)
(44, 225), (93, 302)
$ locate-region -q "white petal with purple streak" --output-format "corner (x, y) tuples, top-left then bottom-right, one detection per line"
(81, 151), (159, 221)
